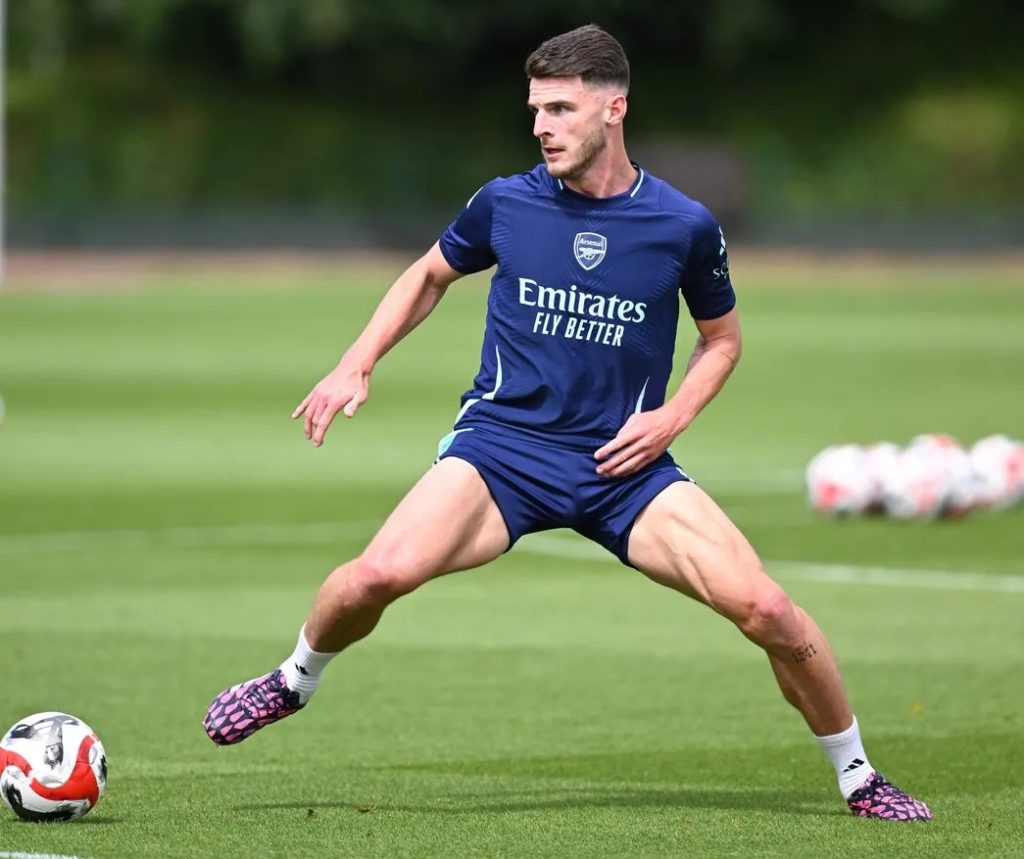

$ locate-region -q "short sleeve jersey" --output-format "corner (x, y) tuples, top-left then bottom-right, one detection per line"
(438, 163), (735, 447)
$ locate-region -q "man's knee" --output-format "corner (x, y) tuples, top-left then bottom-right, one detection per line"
(345, 549), (426, 605)
(730, 583), (800, 647)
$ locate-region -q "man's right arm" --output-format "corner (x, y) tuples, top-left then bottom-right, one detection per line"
(293, 242), (464, 447)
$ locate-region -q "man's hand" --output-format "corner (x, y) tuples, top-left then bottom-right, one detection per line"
(595, 309), (741, 476)
(594, 406), (685, 478)
(292, 363), (370, 447)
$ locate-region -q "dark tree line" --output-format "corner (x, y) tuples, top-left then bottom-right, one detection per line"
(8, 1), (1023, 219)
(12, 0), (1020, 101)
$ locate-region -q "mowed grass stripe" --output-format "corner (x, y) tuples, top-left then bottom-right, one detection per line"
(518, 533), (1024, 593)
(2, 519), (1022, 594)
(0, 520), (380, 553)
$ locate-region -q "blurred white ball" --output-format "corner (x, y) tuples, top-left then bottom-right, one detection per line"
(970, 434), (1024, 509)
(805, 444), (874, 516)
(863, 441), (901, 512)
(882, 445), (948, 520)
(907, 433), (976, 517)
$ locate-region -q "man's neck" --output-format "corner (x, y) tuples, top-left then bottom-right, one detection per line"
(562, 151), (637, 198)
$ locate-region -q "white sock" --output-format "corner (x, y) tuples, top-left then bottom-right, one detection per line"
(279, 626), (337, 703)
(816, 716), (874, 798)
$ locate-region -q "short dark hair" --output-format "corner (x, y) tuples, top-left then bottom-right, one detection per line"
(524, 24), (629, 92)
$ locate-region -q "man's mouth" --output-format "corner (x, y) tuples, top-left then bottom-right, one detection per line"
(543, 146), (564, 158)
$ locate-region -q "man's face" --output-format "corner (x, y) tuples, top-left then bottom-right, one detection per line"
(528, 77), (616, 181)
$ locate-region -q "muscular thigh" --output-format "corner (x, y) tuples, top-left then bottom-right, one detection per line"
(362, 457), (510, 586)
(627, 481), (772, 615)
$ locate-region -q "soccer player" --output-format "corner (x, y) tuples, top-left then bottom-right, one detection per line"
(204, 25), (931, 821)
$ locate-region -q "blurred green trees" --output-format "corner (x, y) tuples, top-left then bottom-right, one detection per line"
(7, 0), (1024, 223)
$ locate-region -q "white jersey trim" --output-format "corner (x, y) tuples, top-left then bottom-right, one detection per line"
(482, 346), (503, 401)
(633, 376), (650, 414)
(555, 169), (645, 197)
(455, 346), (503, 423)
(629, 168), (646, 198)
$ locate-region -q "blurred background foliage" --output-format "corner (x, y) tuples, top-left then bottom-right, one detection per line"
(7, 0), (1024, 244)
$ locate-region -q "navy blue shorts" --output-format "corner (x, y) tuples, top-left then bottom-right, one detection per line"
(436, 423), (690, 566)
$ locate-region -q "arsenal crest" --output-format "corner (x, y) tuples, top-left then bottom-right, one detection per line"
(573, 232), (607, 270)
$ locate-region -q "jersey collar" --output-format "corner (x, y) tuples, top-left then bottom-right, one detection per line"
(550, 162), (646, 205)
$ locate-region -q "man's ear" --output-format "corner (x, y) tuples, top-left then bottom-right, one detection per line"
(605, 93), (628, 126)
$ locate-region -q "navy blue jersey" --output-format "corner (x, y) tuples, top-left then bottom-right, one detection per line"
(438, 163), (735, 447)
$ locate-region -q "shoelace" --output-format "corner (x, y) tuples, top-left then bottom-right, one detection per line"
(243, 675), (280, 716)
(871, 779), (909, 801)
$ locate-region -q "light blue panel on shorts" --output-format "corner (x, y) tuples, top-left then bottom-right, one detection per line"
(435, 428), (474, 463)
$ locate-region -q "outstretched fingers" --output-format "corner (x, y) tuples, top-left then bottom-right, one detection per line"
(292, 391), (314, 420)
(304, 397), (325, 440)
(311, 402), (341, 446)
(292, 370), (370, 446)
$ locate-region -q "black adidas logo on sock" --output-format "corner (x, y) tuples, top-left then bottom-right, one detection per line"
(843, 758), (865, 773)
(295, 664), (309, 675)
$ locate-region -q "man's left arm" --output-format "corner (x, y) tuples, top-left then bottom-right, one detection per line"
(595, 308), (741, 478)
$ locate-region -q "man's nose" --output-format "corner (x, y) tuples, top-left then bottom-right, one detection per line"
(533, 112), (549, 139)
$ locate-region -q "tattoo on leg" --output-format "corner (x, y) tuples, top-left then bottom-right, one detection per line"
(793, 642), (818, 663)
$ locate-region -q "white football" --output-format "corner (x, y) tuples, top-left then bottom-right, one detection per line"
(0, 712), (107, 822)
(882, 446), (948, 520)
(970, 434), (1024, 509)
(805, 444), (874, 516)
(863, 441), (901, 512)
(907, 433), (976, 517)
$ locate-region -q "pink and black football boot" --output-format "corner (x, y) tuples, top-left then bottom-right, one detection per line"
(203, 669), (305, 746)
(847, 771), (933, 821)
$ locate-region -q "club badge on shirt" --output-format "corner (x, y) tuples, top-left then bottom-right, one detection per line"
(574, 232), (607, 270)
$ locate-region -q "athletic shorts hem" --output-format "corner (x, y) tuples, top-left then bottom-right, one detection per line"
(614, 468), (690, 568)
(437, 452), (518, 553)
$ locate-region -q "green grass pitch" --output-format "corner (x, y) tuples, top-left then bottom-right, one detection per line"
(0, 254), (1022, 857)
